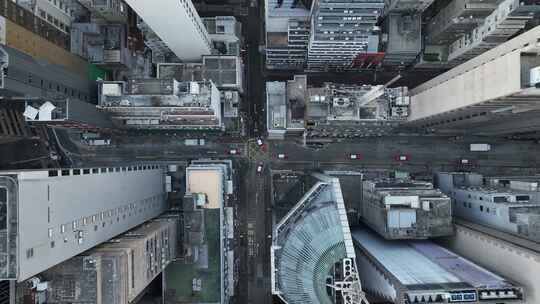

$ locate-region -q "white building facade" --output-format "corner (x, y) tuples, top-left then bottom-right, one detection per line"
(124, 0), (212, 62)
(0, 165), (168, 282)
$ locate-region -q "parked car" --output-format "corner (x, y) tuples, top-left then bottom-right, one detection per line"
(256, 163), (263, 174)
(395, 154), (410, 161)
(256, 138), (264, 146)
(349, 154), (362, 160)
(229, 149), (239, 155)
(277, 153), (287, 159)
(458, 158), (475, 166)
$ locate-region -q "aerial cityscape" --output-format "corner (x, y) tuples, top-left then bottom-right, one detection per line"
(1, 0), (540, 303)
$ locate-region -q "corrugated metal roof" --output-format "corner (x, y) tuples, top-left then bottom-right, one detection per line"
(352, 228), (462, 285)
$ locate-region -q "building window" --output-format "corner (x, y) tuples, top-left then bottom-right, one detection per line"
(480, 205), (484, 212)
(26, 248), (34, 259)
(60, 224), (65, 233)
(48, 228), (53, 238)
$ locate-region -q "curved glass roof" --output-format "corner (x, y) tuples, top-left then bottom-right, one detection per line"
(271, 174), (366, 304)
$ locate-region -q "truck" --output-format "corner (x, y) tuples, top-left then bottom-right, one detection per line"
(470, 143), (491, 152)
(185, 139), (205, 146)
(86, 139), (111, 146)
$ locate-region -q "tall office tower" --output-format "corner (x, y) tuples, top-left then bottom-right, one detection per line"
(17, 0), (75, 34)
(380, 0), (429, 68)
(306, 0), (384, 70)
(361, 178), (453, 240)
(271, 173), (369, 304)
(384, 0), (434, 14)
(165, 159), (235, 304)
(382, 14), (422, 67)
(265, 0), (311, 70)
(352, 227), (525, 304)
(0, 1), (90, 77)
(407, 26), (540, 136)
(435, 172), (540, 243)
(202, 16), (243, 56)
(77, 0), (129, 23)
(417, 0), (540, 68)
(124, 0), (212, 62)
(97, 79), (223, 130)
(446, 0), (540, 65)
(0, 164), (168, 282)
(38, 215), (178, 304)
(0, 45), (93, 101)
(425, 0), (500, 46)
(266, 75), (307, 140)
(70, 22), (145, 71)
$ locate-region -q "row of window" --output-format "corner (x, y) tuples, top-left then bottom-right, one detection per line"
(458, 192), (530, 203)
(49, 195), (163, 238)
(0, 0), (70, 50)
(46, 0), (74, 16)
(179, 0), (212, 50)
(461, 201), (497, 215)
(25, 195), (165, 259)
(37, 8), (70, 33)
(48, 165), (162, 177)
(6, 66), (89, 101)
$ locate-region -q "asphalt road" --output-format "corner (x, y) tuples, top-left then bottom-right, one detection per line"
(267, 136), (540, 176)
(244, 0), (265, 138)
(236, 159), (272, 304)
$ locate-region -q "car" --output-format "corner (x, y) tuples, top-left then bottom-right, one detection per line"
(256, 163), (263, 174)
(458, 158), (475, 166)
(229, 149), (239, 155)
(349, 154), (362, 160)
(256, 138), (263, 146)
(395, 154), (410, 161)
(277, 153), (287, 159)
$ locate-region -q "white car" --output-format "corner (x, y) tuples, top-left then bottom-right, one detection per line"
(349, 154), (361, 160)
(256, 138), (263, 146)
(277, 153), (286, 159)
(256, 163), (263, 174)
(229, 149), (239, 155)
